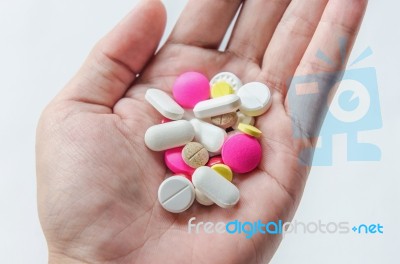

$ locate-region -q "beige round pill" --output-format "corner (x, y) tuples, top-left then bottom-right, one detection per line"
(210, 112), (238, 129)
(182, 142), (209, 168)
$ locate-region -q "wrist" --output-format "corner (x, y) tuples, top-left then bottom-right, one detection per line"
(49, 252), (88, 264)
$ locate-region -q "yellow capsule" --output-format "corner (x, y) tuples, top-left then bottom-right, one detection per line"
(211, 164), (233, 182)
(210, 81), (234, 98)
(237, 123), (262, 138)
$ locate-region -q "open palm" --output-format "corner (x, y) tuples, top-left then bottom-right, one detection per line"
(36, 0), (367, 263)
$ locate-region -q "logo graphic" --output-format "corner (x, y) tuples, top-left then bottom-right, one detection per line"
(187, 217), (384, 239)
(288, 39), (382, 166)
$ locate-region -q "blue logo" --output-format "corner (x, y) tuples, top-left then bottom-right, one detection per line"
(288, 40), (382, 166)
(187, 217), (384, 238)
(352, 223), (384, 234)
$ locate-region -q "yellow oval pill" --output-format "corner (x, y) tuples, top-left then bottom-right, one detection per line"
(237, 123), (262, 138)
(211, 164), (233, 182)
(210, 82), (234, 98)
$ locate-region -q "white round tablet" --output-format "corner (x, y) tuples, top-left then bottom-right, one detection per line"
(237, 82), (272, 116)
(158, 175), (195, 213)
(210, 72), (243, 92)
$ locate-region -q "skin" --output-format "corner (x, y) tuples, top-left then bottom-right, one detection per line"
(36, 0), (368, 263)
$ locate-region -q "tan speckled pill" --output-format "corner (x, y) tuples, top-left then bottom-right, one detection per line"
(182, 142), (209, 168)
(210, 112), (238, 129)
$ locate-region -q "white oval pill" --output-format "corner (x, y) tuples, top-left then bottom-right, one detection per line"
(237, 82), (272, 116)
(158, 175), (195, 213)
(192, 166), (240, 208)
(145, 120), (195, 151)
(210, 72), (243, 92)
(195, 188), (214, 206)
(145, 88), (184, 120)
(193, 94), (241, 119)
(190, 119), (227, 153)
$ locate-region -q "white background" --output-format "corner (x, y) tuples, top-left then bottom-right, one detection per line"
(0, 0), (399, 263)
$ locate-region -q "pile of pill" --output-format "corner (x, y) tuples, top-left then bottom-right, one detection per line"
(144, 72), (271, 213)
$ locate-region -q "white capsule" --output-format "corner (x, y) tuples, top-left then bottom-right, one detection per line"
(158, 175), (195, 213)
(195, 188), (214, 206)
(193, 94), (241, 119)
(192, 166), (240, 208)
(145, 88), (184, 120)
(190, 119), (227, 153)
(145, 120), (194, 151)
(237, 82), (272, 116)
(210, 72), (243, 92)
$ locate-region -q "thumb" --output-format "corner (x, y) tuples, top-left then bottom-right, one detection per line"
(57, 0), (166, 108)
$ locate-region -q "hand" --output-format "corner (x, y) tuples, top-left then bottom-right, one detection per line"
(36, 0), (367, 263)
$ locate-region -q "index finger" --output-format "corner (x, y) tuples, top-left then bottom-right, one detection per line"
(167, 0), (242, 49)
(285, 0), (368, 140)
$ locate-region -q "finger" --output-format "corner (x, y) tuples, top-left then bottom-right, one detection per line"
(227, 0), (291, 64)
(167, 0), (242, 49)
(57, 0), (166, 108)
(260, 0), (328, 95)
(285, 0), (368, 140)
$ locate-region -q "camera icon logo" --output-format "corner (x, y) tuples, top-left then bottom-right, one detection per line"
(289, 46), (382, 166)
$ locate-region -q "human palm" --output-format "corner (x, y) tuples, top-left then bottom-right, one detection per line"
(36, 0), (367, 263)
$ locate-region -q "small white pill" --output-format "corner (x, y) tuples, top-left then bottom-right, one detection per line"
(192, 166), (240, 208)
(145, 88), (184, 120)
(193, 94), (241, 119)
(158, 175), (195, 213)
(195, 188), (214, 206)
(182, 109), (196, 121)
(237, 82), (272, 116)
(145, 120), (195, 151)
(190, 119), (227, 153)
(233, 112), (255, 129)
(210, 72), (243, 92)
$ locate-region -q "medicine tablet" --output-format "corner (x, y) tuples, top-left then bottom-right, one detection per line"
(233, 112), (255, 129)
(145, 88), (184, 120)
(237, 82), (272, 116)
(192, 166), (240, 208)
(210, 72), (243, 92)
(193, 94), (241, 119)
(211, 82), (234, 98)
(182, 109), (196, 121)
(165, 147), (195, 177)
(161, 118), (172, 124)
(211, 112), (238, 129)
(182, 142), (209, 168)
(237, 123), (262, 138)
(211, 164), (233, 182)
(207, 156), (223, 167)
(195, 188), (214, 206)
(158, 175), (195, 213)
(172, 72), (210, 108)
(221, 133), (262, 173)
(145, 120), (195, 151)
(190, 119), (227, 153)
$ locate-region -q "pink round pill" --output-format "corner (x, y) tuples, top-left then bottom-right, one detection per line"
(207, 156), (223, 167)
(161, 118), (172, 124)
(165, 147), (195, 179)
(172, 72), (210, 108)
(221, 134), (262, 174)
